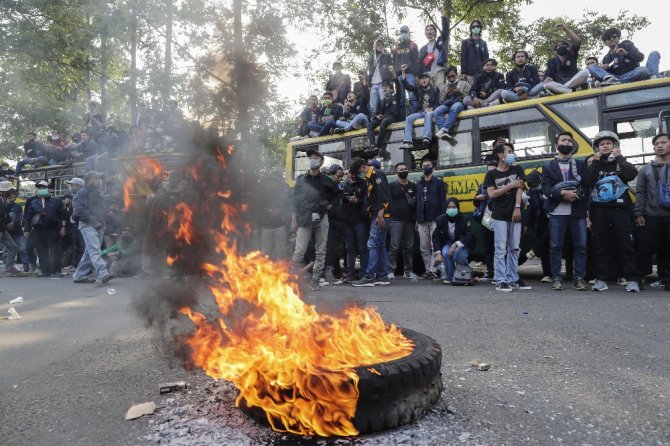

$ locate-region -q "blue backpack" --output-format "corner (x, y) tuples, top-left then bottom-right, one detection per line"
(591, 174), (629, 203)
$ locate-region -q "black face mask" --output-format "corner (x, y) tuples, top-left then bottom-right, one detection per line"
(557, 144), (573, 155)
(397, 171), (409, 179)
(556, 46), (568, 56)
(422, 167), (433, 176)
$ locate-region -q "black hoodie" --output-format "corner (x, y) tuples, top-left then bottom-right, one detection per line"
(432, 198), (476, 251)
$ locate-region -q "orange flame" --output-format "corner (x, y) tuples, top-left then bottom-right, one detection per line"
(123, 156), (166, 210)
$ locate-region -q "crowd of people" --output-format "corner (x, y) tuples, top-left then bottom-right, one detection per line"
(295, 13), (663, 158)
(266, 131), (670, 293)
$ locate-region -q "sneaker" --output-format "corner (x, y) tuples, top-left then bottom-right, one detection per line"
(310, 279), (320, 291)
(400, 141), (413, 149)
(496, 282), (512, 292)
(73, 277), (96, 284)
(617, 277), (627, 287)
(403, 272), (412, 279)
(101, 274), (115, 284)
(600, 76), (621, 86)
(443, 133), (457, 144)
(325, 268), (337, 284)
(480, 272), (492, 281)
(374, 277), (390, 286)
(341, 275), (354, 284)
(592, 280), (608, 292)
(589, 278), (596, 285)
(423, 271), (440, 281)
(422, 137), (431, 145)
(625, 281), (640, 292)
(352, 276), (376, 287)
(512, 279), (532, 290)
(540, 275), (552, 283)
(387, 272), (395, 280)
(526, 250), (536, 260)
(333, 128), (346, 135)
(442, 278), (451, 285)
(649, 280), (663, 289)
(435, 128), (446, 139)
(573, 278), (588, 291)
(363, 146), (380, 158)
(552, 279), (563, 291)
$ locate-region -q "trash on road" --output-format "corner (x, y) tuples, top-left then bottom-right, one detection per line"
(107, 288), (116, 295)
(160, 381), (187, 394)
(9, 297), (23, 304)
(125, 402), (156, 420)
(7, 307), (21, 320)
(468, 360), (491, 371)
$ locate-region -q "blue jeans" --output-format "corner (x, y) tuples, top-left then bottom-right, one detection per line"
(16, 156), (48, 175)
(344, 221), (369, 276)
(364, 218), (389, 279)
(337, 114), (369, 131)
(9, 233), (29, 267)
(1, 230), (18, 271)
(307, 120), (324, 134)
(646, 51), (661, 77)
(501, 83), (545, 102)
(398, 73), (419, 118)
(434, 101), (465, 132)
(491, 218), (522, 284)
(369, 83), (383, 116)
(403, 111), (434, 142)
(588, 65), (650, 83)
(549, 215), (587, 280)
(439, 242), (470, 281)
(74, 224), (110, 281)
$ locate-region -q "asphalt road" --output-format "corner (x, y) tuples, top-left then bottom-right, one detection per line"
(1, 265), (669, 445)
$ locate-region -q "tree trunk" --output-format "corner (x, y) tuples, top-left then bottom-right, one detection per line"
(130, 3), (138, 122)
(163, 0), (173, 106)
(233, 0), (250, 149)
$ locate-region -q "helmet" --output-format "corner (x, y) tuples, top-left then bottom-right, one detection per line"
(592, 130), (620, 151)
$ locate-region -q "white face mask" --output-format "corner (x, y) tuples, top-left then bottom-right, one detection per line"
(309, 159), (321, 169)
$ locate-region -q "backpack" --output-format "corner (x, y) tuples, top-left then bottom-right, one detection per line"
(591, 173), (629, 203)
(452, 264), (473, 286)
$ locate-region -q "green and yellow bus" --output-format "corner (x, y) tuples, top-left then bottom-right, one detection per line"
(286, 77), (670, 216)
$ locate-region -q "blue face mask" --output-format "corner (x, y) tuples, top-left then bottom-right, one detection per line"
(36, 188), (49, 197)
(401, 32), (409, 41)
(504, 154), (516, 165)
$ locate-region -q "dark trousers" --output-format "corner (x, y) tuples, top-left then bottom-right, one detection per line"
(590, 206), (638, 282)
(32, 227), (62, 275)
(343, 221), (369, 276)
(72, 227), (85, 268)
(388, 220), (414, 275)
(636, 215), (670, 283)
(367, 117), (394, 148)
(325, 221), (345, 271)
(482, 227), (494, 275)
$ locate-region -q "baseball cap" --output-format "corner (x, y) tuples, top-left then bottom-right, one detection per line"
(400, 25), (410, 33)
(305, 148), (324, 160)
(367, 159), (381, 169)
(36, 180), (49, 187)
(66, 177), (85, 187)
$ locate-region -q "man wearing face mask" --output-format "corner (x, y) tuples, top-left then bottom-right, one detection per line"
(501, 50), (544, 103)
(291, 149), (339, 291)
(433, 197), (475, 284)
(368, 39), (393, 118)
(0, 181), (21, 275)
(483, 143), (526, 292)
(307, 92), (344, 137)
(463, 58), (506, 109)
(583, 131), (640, 292)
(23, 180), (68, 278)
(460, 19), (489, 86)
(341, 158), (370, 282)
(540, 132), (589, 291)
(416, 158), (446, 280)
(353, 159), (391, 287)
(388, 162), (416, 280)
(541, 24), (591, 95)
(392, 25), (420, 118)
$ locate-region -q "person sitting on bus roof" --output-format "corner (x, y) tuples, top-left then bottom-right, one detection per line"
(368, 39), (394, 118)
(400, 67), (440, 149)
(587, 28), (660, 86)
(419, 7), (449, 90)
(366, 79), (400, 158)
(434, 65), (469, 143)
(462, 58), (505, 109)
(332, 91), (369, 135)
(307, 92), (344, 137)
(392, 25), (420, 119)
(501, 50), (543, 103)
(541, 23), (591, 95)
(15, 132), (48, 176)
(298, 95), (320, 137)
(460, 19), (489, 87)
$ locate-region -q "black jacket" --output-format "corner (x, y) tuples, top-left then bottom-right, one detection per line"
(583, 155), (638, 209)
(341, 178), (368, 224)
(392, 40), (420, 75)
(373, 83), (401, 121)
(0, 198), (13, 232)
(23, 140), (46, 158)
(505, 65), (541, 92)
(353, 81), (371, 116)
(366, 168), (390, 218)
(460, 38), (489, 76)
(341, 98), (366, 121)
(403, 79), (440, 111)
(432, 213), (476, 252)
(469, 71), (506, 99)
(24, 195), (67, 232)
(541, 158), (589, 218)
(602, 41), (645, 75)
(293, 172), (339, 227)
(416, 177), (447, 223)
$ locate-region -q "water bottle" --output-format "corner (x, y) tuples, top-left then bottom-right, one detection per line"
(587, 75), (594, 89)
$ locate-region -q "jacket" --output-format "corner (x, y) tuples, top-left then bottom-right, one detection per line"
(432, 213), (476, 252)
(583, 155), (638, 209)
(373, 82), (401, 120)
(317, 103), (344, 124)
(352, 82), (370, 116)
(419, 15), (449, 69)
(460, 37), (489, 76)
(341, 98), (366, 121)
(341, 178), (368, 224)
(0, 198), (13, 232)
(325, 72), (352, 104)
(73, 186), (107, 227)
(23, 140), (46, 159)
(24, 195), (67, 232)
(545, 43), (581, 83)
(634, 161), (670, 218)
(439, 79), (470, 104)
(505, 65), (541, 92)
(416, 177), (447, 222)
(525, 187), (548, 235)
(392, 40), (420, 75)
(602, 40), (645, 76)
(403, 79), (441, 111)
(292, 172), (339, 227)
(368, 41), (393, 85)
(366, 167), (390, 218)
(540, 158), (589, 218)
(8, 202), (22, 234)
(469, 71), (506, 99)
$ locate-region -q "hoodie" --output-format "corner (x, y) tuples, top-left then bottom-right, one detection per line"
(432, 197), (476, 251)
(368, 39), (393, 85)
(602, 40), (645, 76)
(634, 161), (670, 218)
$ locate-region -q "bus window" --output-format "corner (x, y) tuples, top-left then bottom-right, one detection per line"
(438, 133), (472, 166)
(293, 147), (311, 179)
(480, 130), (509, 161)
(509, 121), (552, 158)
(381, 130), (405, 174)
(615, 117), (659, 167)
(548, 98), (600, 139)
(606, 86), (670, 109)
(479, 107), (543, 128)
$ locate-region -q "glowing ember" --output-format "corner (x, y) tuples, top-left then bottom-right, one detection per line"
(126, 153), (414, 437)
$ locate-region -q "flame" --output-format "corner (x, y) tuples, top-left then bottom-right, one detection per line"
(140, 151), (414, 437)
(123, 156), (166, 210)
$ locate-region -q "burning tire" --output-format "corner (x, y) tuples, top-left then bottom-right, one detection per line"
(352, 328), (443, 434)
(240, 328), (443, 436)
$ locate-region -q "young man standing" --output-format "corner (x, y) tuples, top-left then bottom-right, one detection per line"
(483, 143), (526, 292)
(419, 8), (449, 89)
(400, 67), (440, 149)
(583, 131), (640, 292)
(326, 62), (351, 104)
(540, 132), (589, 291)
(392, 25), (420, 118)
(341, 158), (370, 282)
(460, 19), (489, 86)
(634, 133), (670, 291)
(416, 158), (446, 280)
(368, 39), (393, 118)
(387, 162), (416, 279)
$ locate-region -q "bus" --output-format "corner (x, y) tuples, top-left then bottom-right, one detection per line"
(286, 77), (670, 217)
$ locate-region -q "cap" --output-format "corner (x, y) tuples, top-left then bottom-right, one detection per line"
(526, 170), (541, 184)
(367, 159), (381, 169)
(66, 177), (85, 187)
(0, 181), (13, 192)
(84, 171), (103, 183)
(305, 148), (324, 160)
(36, 180), (49, 187)
(419, 72), (431, 79)
(400, 25), (410, 33)
(328, 164), (343, 174)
